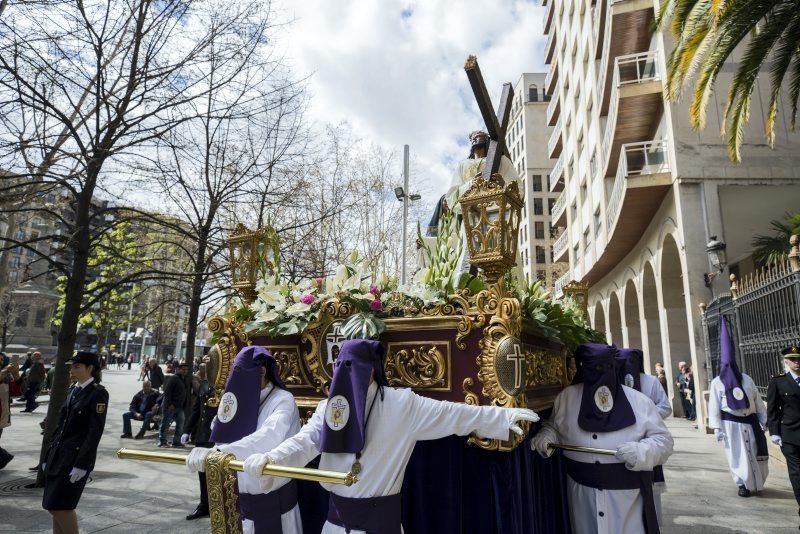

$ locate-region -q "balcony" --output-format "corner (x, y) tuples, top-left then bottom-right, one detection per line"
(544, 0), (555, 34)
(548, 116), (563, 159)
(552, 189), (568, 227)
(554, 270), (572, 300)
(593, 1), (607, 60)
(545, 58), (558, 96)
(581, 140), (673, 286)
(545, 28), (556, 65)
(597, 0), (656, 116)
(600, 51), (663, 178)
(550, 154), (564, 192)
(547, 90), (561, 126)
(553, 231), (569, 263)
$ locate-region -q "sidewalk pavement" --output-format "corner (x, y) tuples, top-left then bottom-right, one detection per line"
(0, 369), (798, 532)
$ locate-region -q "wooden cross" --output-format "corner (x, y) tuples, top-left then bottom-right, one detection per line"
(464, 55), (514, 181)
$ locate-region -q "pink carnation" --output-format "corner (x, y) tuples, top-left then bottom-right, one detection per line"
(369, 299), (382, 312)
(313, 277), (324, 287)
(300, 293), (315, 305)
(369, 284), (380, 296)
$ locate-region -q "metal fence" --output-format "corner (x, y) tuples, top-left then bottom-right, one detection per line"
(701, 254), (800, 397)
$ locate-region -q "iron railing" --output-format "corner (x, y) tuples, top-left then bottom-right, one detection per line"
(553, 189), (568, 223)
(553, 230), (569, 260)
(554, 269), (572, 299)
(550, 153), (564, 191)
(701, 256), (800, 396)
(547, 89), (560, 125)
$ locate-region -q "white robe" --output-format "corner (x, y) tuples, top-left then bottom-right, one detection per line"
(639, 372), (672, 525)
(260, 382), (518, 534)
(708, 374), (768, 492)
(216, 385), (303, 534)
(538, 384), (673, 534)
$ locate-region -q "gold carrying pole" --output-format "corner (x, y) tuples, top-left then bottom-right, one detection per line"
(547, 443), (617, 456)
(117, 448), (358, 486)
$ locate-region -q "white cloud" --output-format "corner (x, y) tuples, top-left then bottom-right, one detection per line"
(275, 0), (546, 210)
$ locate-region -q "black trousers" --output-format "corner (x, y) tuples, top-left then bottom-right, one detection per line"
(781, 442), (800, 509)
(196, 442), (214, 507)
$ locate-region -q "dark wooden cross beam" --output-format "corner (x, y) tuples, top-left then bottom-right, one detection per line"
(464, 55), (514, 181)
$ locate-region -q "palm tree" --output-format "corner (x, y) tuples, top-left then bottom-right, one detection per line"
(656, 0), (800, 162)
(750, 212), (800, 265)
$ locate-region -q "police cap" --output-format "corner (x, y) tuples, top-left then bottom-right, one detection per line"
(67, 351), (100, 368)
(781, 346), (800, 359)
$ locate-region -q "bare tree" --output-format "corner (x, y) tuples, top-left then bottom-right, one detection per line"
(0, 0), (282, 484)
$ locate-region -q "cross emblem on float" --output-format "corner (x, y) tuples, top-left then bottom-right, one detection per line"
(507, 344), (525, 390)
(325, 323), (346, 366)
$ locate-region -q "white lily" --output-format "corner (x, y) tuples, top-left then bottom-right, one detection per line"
(254, 309), (280, 324)
(285, 302), (312, 316)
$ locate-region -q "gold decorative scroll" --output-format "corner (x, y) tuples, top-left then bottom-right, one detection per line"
(525, 348), (567, 388)
(385, 342), (451, 391)
(206, 450), (241, 534)
(269, 345), (311, 387)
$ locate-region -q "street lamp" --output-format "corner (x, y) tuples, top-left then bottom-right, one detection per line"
(703, 236), (728, 288)
(396, 145), (422, 284)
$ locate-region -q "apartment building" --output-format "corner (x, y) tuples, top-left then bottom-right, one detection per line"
(543, 0), (800, 422)
(506, 73), (567, 291)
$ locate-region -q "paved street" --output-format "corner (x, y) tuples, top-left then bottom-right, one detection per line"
(1, 369), (798, 532)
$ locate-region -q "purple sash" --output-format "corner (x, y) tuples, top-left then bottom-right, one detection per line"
(721, 411), (769, 459)
(238, 481), (298, 534)
(565, 458), (659, 534)
(326, 493), (402, 534)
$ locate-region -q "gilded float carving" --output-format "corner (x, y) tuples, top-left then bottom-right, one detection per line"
(205, 450), (241, 534)
(385, 342), (450, 390)
(207, 316), (249, 408)
(526, 348), (567, 388)
(270, 346), (309, 387)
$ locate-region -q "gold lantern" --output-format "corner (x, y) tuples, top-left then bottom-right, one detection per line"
(562, 281), (589, 322)
(227, 224), (275, 305)
(459, 174), (523, 284)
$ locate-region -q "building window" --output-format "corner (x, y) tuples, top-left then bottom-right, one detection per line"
(532, 175), (543, 192)
(594, 209), (602, 235)
(584, 228), (592, 248)
(535, 246), (546, 264)
(34, 307), (47, 328)
(16, 305), (29, 327)
(535, 222), (545, 239)
(548, 198), (555, 216)
(529, 84), (539, 102)
(537, 270), (546, 281)
(10, 256), (20, 268)
(545, 174), (551, 190)
(534, 198), (543, 216)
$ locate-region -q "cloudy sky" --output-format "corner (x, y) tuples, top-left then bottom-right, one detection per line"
(275, 0), (546, 209)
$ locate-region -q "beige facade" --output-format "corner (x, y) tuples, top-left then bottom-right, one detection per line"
(543, 0), (800, 423)
(506, 73), (567, 291)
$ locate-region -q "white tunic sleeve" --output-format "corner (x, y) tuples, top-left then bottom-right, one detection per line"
(266, 399), (326, 467)
(707, 378), (723, 430)
(405, 389), (511, 442)
(218, 397), (297, 460)
(625, 399), (674, 471)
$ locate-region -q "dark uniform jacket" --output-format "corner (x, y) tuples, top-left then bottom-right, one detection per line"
(148, 365), (165, 390)
(45, 381), (109, 475)
(767, 372), (800, 446)
(128, 389), (159, 415)
(184, 382), (217, 444)
(161, 374), (187, 412)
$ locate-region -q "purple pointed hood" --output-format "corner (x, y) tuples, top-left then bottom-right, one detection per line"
(719, 317), (749, 410)
(575, 343), (636, 432)
(210, 346), (284, 444)
(617, 348), (643, 392)
(320, 339), (387, 454)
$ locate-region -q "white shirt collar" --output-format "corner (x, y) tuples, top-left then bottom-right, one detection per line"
(788, 368), (800, 382)
(77, 377), (94, 389)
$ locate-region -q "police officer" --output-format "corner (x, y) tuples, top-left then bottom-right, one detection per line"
(767, 345), (800, 525)
(42, 351), (108, 534)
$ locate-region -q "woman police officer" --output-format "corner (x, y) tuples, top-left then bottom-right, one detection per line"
(42, 351), (108, 534)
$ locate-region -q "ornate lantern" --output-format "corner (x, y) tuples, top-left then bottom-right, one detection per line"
(562, 281), (589, 322)
(459, 174), (523, 284)
(227, 224), (275, 304)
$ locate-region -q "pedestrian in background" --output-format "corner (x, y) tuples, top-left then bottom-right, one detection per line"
(120, 381), (159, 439)
(42, 352), (108, 534)
(685, 365), (697, 421)
(767, 346), (800, 528)
(22, 352), (45, 413)
(0, 359), (17, 469)
(181, 360), (217, 520)
(147, 358), (165, 391)
(158, 362), (188, 448)
(676, 361), (692, 419)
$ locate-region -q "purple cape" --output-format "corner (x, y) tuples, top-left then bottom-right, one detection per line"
(719, 317), (749, 410)
(319, 339), (387, 454)
(575, 343), (636, 432)
(210, 346), (283, 444)
(617, 348), (643, 392)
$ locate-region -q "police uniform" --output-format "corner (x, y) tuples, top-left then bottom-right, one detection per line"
(767, 345), (800, 517)
(42, 352), (108, 511)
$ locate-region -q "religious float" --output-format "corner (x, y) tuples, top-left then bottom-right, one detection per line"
(119, 56), (601, 534)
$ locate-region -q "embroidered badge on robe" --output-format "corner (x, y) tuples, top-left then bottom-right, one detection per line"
(326, 395), (350, 430)
(732, 387), (745, 401)
(218, 392), (238, 423)
(624, 373), (635, 388)
(594, 386), (613, 413)
(96, 403), (106, 414)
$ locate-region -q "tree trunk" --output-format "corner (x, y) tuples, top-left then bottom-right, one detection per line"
(34, 186), (95, 485)
(183, 224), (210, 367)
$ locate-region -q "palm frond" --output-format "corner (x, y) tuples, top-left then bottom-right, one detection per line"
(765, 13), (800, 145)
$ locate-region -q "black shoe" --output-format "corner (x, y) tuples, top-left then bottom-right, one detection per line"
(157, 442), (169, 448)
(738, 485), (751, 497)
(186, 505), (209, 520)
(134, 431), (145, 440)
(0, 452), (13, 470)
(28, 465), (39, 471)
(171, 443), (185, 449)
(120, 433), (133, 439)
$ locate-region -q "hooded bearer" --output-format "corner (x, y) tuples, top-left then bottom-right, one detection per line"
(708, 318), (768, 498)
(186, 346), (302, 533)
(532, 343), (674, 534)
(242, 339), (538, 534)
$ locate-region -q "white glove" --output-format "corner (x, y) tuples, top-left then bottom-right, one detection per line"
(243, 453), (270, 478)
(180, 433), (190, 445)
(69, 467), (88, 483)
(771, 435), (783, 447)
(506, 408), (539, 435)
(531, 429), (556, 458)
(186, 446), (213, 473)
(715, 429), (726, 443)
(615, 442), (642, 470)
